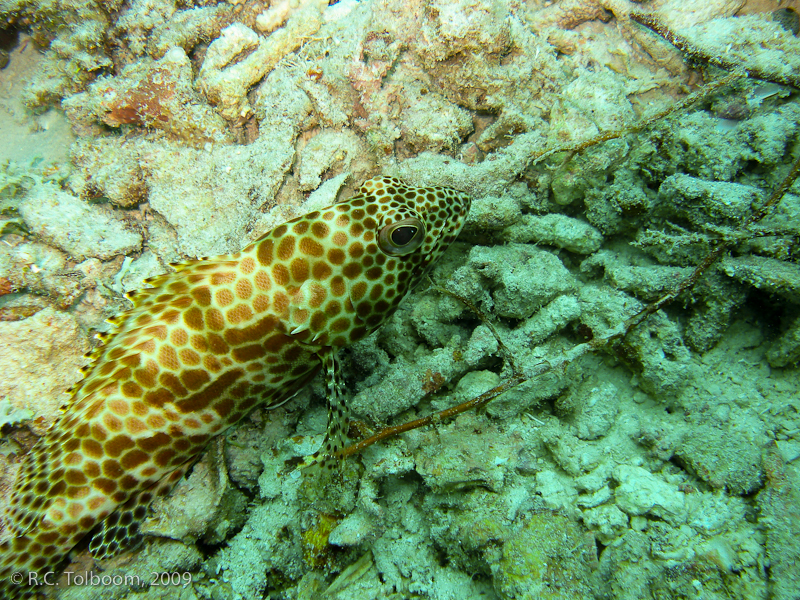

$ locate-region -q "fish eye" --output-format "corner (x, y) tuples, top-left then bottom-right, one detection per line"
(378, 218), (425, 255)
(391, 226), (417, 246)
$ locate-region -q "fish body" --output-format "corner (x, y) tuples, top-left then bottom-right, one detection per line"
(0, 176), (470, 598)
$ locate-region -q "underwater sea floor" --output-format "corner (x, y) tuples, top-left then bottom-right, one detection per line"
(1, 0), (800, 598)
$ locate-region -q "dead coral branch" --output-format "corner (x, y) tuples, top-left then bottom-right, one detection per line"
(524, 71), (743, 172)
(630, 12), (800, 90)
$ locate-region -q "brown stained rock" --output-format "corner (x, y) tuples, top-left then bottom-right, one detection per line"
(0, 304), (41, 322)
(63, 48), (231, 145)
(526, 0), (613, 31)
(100, 68), (176, 128)
(0, 277), (13, 296)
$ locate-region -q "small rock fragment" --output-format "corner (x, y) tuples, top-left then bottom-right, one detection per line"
(720, 254), (800, 301)
(411, 414), (511, 493)
(507, 294), (581, 349)
(296, 129), (367, 191)
(487, 368), (567, 420)
(581, 504), (629, 544)
(604, 264), (693, 301)
(757, 447), (800, 600)
(142, 448), (248, 545)
(0, 308), (90, 434)
(328, 510), (375, 546)
(569, 382), (619, 441)
(674, 424), (764, 495)
(583, 177), (654, 234)
(148, 5), (233, 58)
(659, 174), (760, 227)
(20, 182), (142, 260)
(494, 513), (595, 600)
(766, 313), (800, 368)
(256, 0), (291, 33)
(72, 138), (148, 208)
(464, 194), (522, 232)
(397, 82), (473, 156)
(616, 310), (693, 396)
(467, 243), (577, 319)
(504, 213), (603, 254)
(613, 465), (686, 525)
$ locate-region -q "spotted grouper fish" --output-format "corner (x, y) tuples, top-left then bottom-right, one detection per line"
(0, 176), (470, 598)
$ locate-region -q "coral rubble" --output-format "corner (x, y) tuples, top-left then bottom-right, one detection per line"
(1, 0), (799, 598)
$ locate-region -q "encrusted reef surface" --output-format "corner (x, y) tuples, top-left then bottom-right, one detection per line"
(1, 0), (800, 598)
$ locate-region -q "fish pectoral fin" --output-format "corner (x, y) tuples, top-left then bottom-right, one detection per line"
(299, 348), (350, 469)
(89, 462), (192, 561)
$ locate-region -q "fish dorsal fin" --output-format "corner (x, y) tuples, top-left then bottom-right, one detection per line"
(72, 256), (242, 405)
(123, 258), (240, 313)
(89, 461), (193, 561)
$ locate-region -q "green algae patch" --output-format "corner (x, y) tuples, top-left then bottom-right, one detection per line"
(301, 513), (341, 570)
(495, 513), (595, 600)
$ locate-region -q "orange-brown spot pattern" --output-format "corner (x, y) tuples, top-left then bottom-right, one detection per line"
(0, 177), (470, 598)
